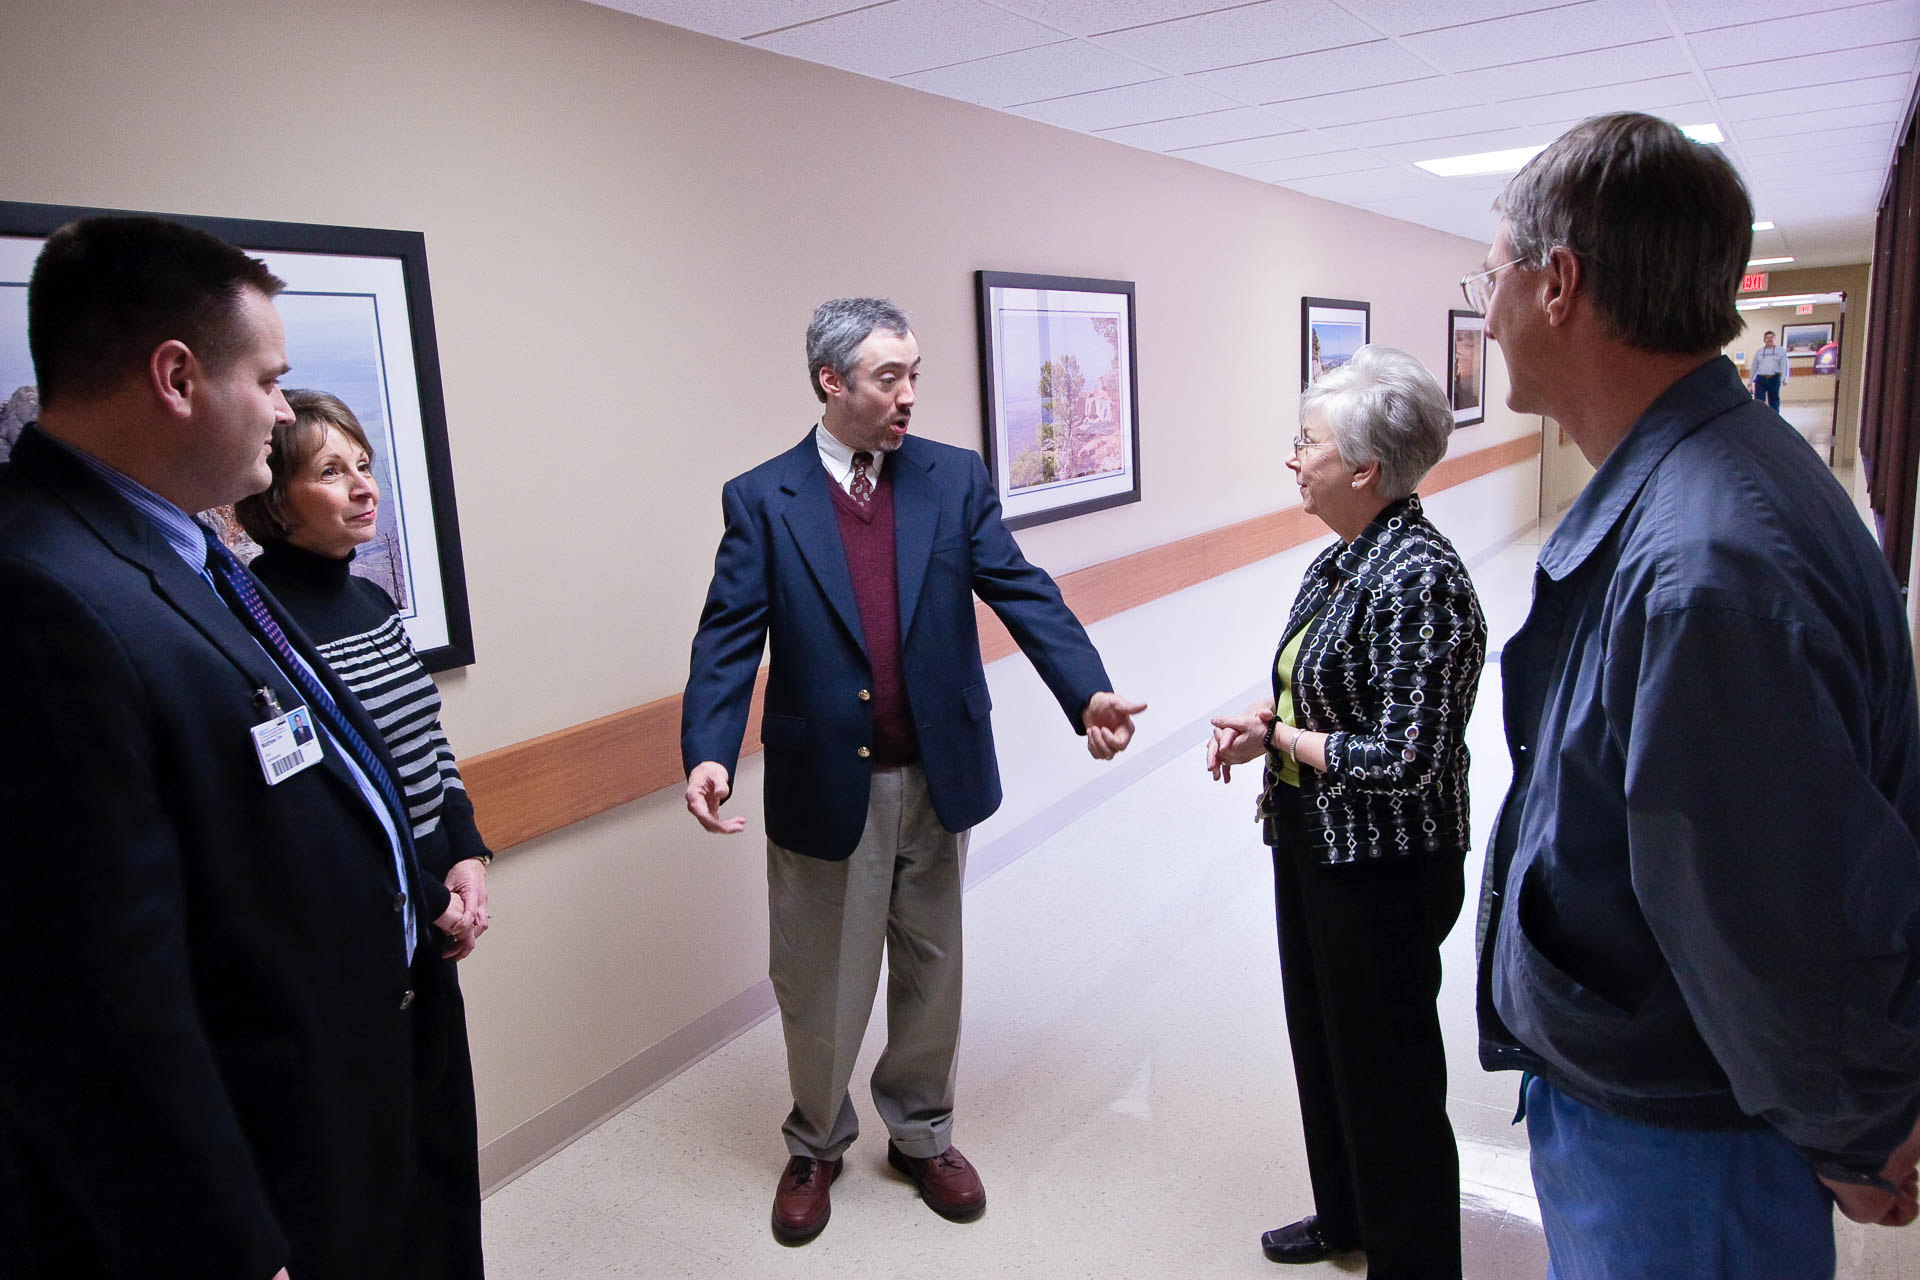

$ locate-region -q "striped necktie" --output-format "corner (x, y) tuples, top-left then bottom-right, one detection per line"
(202, 527), (415, 847)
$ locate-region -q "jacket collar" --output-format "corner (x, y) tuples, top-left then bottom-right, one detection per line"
(1321, 493), (1424, 585)
(1538, 356), (1749, 582)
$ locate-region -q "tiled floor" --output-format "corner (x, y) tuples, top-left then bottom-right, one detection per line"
(482, 514), (1918, 1278)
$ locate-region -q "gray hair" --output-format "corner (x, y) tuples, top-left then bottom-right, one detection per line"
(805, 297), (911, 403)
(1301, 345), (1452, 502)
(1495, 112), (1750, 354)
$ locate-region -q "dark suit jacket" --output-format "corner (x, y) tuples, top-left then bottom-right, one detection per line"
(0, 427), (450, 1280)
(682, 430), (1110, 860)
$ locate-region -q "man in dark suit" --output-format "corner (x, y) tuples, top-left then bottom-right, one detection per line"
(682, 297), (1145, 1245)
(0, 216), (462, 1279)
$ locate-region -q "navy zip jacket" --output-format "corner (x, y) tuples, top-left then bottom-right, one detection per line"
(1477, 357), (1920, 1183)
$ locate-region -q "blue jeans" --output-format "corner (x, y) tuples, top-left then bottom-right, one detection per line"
(1524, 1076), (1834, 1280)
(1754, 373), (1782, 411)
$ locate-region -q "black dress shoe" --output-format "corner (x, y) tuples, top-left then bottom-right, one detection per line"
(1260, 1214), (1357, 1264)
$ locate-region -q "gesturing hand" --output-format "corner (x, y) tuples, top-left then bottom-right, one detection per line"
(1084, 691), (1148, 759)
(685, 760), (746, 834)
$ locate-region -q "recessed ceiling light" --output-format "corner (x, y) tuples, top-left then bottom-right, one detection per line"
(1416, 122), (1727, 178)
(1748, 256), (1795, 266)
(1752, 220), (1775, 231)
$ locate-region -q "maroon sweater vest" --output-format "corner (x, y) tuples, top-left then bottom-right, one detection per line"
(829, 467), (918, 764)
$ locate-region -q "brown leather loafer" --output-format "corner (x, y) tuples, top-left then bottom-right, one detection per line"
(771, 1154), (843, 1245)
(887, 1141), (986, 1221)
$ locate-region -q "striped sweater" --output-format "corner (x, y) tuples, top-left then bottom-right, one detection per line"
(249, 540), (489, 877)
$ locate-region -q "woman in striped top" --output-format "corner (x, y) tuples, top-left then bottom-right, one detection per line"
(235, 389), (487, 1280)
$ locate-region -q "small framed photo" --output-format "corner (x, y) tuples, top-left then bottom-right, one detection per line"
(1302, 297), (1369, 389)
(1447, 309), (1487, 428)
(1782, 321), (1834, 356)
(975, 270), (1141, 530)
(0, 200), (475, 670)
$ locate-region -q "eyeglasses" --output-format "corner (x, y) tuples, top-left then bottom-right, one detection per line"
(1291, 434), (1335, 455)
(1460, 257), (1523, 314)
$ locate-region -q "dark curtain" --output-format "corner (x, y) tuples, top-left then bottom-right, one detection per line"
(1861, 98), (1920, 583)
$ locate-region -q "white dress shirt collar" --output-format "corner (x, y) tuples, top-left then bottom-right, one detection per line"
(814, 422), (885, 496)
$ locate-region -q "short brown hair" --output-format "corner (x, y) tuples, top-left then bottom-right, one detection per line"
(234, 390), (374, 544)
(1496, 113), (1751, 354)
(27, 216), (285, 408)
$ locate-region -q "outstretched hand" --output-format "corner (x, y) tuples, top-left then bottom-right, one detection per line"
(1206, 705), (1274, 783)
(1083, 691), (1147, 760)
(685, 760), (746, 834)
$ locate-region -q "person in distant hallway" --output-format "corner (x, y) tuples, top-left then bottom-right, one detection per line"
(1473, 112), (1920, 1280)
(236, 388), (490, 1278)
(681, 297), (1146, 1245)
(0, 215), (463, 1279)
(1751, 327), (1790, 410)
(1208, 345), (1486, 1278)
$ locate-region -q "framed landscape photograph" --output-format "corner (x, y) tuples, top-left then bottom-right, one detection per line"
(975, 270), (1140, 530)
(1782, 321), (1834, 356)
(1302, 297), (1369, 388)
(0, 200), (475, 670)
(1447, 309), (1486, 428)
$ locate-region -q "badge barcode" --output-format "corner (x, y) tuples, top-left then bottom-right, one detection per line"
(271, 754), (302, 778)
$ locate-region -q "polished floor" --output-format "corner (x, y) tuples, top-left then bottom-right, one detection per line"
(482, 509), (1918, 1278)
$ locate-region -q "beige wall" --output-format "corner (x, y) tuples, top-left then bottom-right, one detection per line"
(2, 0), (1540, 1154)
(1728, 263), (1872, 465)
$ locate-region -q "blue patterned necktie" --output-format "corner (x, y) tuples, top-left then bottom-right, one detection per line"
(202, 527), (415, 846)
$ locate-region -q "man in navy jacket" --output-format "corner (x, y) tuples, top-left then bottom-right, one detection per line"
(681, 298), (1143, 1244)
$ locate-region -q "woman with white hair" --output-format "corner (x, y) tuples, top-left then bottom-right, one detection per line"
(1208, 345), (1488, 1278)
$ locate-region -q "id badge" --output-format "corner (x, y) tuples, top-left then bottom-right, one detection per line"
(252, 702), (324, 785)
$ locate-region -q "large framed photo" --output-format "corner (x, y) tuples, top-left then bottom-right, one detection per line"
(1447, 309), (1487, 428)
(1782, 321), (1834, 356)
(1302, 296), (1369, 388)
(0, 201), (475, 670)
(975, 270), (1140, 530)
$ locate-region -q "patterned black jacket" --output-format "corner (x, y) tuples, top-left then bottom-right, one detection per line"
(1258, 494), (1487, 863)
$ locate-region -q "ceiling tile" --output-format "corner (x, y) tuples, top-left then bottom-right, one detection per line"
(1502, 74), (1707, 126)
(1687, 0), (1920, 68)
(1458, 39), (1693, 100)
(1326, 101), (1529, 148)
(1706, 41), (1920, 96)
(1233, 150), (1395, 182)
(1192, 40), (1437, 103)
(1741, 121), (1906, 155)
(1167, 129), (1348, 166)
(1331, 0), (1583, 36)
(1735, 100), (1907, 139)
(1398, 0), (1670, 74)
(1720, 73), (1913, 122)
(590, 0), (872, 40)
(1088, 1), (1388, 74)
(1097, 106), (1304, 150)
(1745, 140), (1896, 171)
(897, 39), (1160, 106)
(748, 0), (1061, 78)
(1666, 0), (1819, 30)
(1281, 166), (1449, 200)
(1373, 123), (1570, 163)
(990, 0), (1236, 36)
(1760, 155), (1894, 185)
(1271, 78), (1485, 130)
(1010, 76), (1242, 130)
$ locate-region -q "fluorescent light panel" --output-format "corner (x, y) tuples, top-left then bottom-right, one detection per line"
(1417, 123), (1724, 178)
(1752, 220), (1775, 231)
(1748, 256), (1795, 266)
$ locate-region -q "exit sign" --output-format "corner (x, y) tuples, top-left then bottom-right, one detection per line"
(1739, 272), (1770, 292)
(1797, 303), (1814, 315)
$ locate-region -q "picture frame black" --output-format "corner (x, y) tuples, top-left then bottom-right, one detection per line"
(1302, 296), (1370, 389)
(975, 270), (1141, 530)
(1447, 308), (1487, 428)
(0, 199), (475, 670)
(1782, 321), (1835, 357)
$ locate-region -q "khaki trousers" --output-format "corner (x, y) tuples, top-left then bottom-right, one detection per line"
(767, 763), (967, 1161)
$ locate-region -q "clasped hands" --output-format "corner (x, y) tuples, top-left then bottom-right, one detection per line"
(1206, 701), (1275, 784)
(684, 690), (1148, 834)
(431, 857), (491, 961)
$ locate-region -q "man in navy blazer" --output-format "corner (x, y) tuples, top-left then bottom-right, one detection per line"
(0, 217), (462, 1279)
(682, 297), (1144, 1244)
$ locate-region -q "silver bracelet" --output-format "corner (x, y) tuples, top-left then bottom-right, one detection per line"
(1286, 726), (1308, 759)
